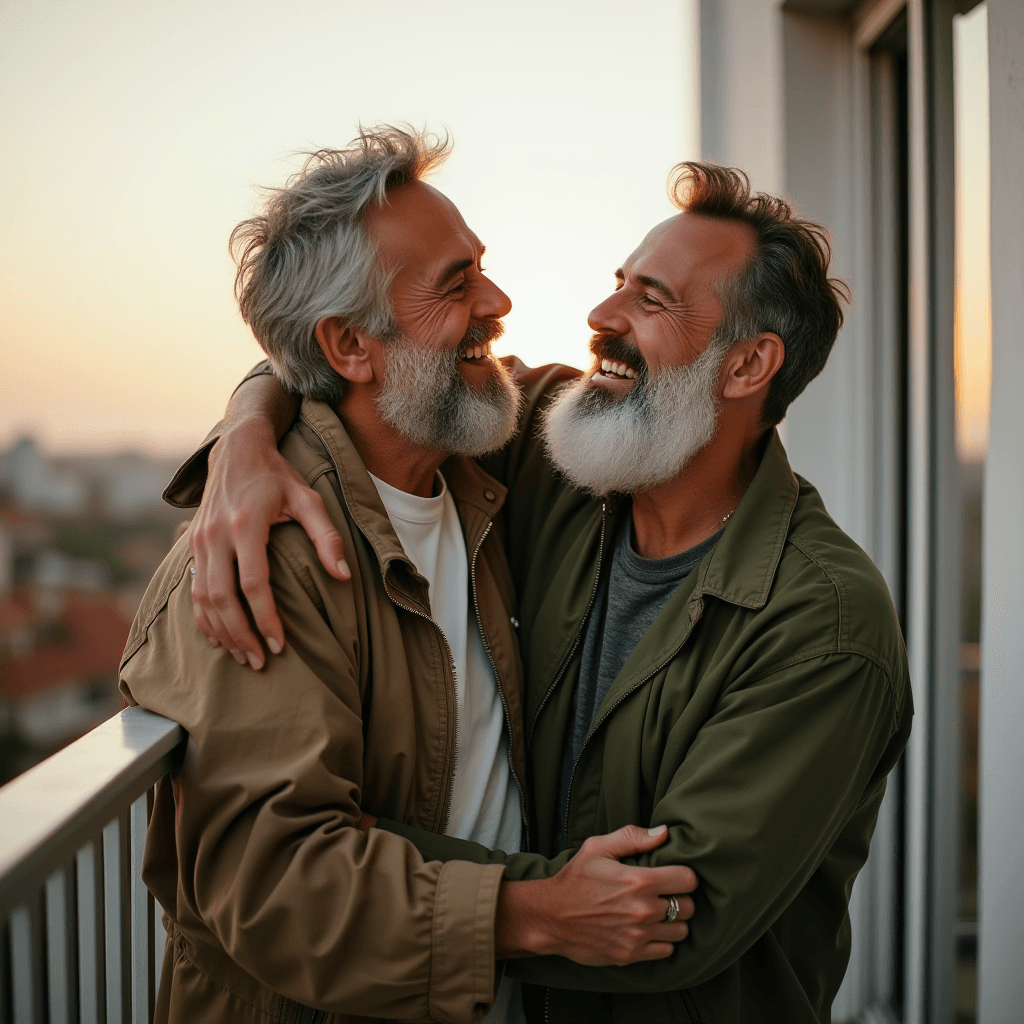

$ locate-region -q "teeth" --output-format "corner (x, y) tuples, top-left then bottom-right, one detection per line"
(463, 343), (491, 361)
(598, 358), (636, 380)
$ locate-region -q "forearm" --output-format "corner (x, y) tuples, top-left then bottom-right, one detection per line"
(375, 816), (576, 959)
(224, 362), (299, 443)
(375, 815), (573, 878)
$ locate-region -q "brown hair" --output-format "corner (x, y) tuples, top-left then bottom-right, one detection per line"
(668, 162), (850, 426)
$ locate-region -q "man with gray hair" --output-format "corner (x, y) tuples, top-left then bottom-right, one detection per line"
(179, 147), (913, 1022)
(119, 127), (698, 1024)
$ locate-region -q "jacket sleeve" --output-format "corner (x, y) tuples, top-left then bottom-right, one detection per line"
(504, 651), (906, 992)
(119, 532), (505, 1023)
(375, 817), (574, 878)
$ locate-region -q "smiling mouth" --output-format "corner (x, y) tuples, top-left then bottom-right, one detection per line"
(461, 342), (493, 363)
(596, 358), (637, 381)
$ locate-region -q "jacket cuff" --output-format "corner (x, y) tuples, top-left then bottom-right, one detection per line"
(429, 859), (505, 1024)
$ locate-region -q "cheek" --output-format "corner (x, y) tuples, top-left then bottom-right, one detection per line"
(399, 295), (470, 347)
(647, 313), (720, 370)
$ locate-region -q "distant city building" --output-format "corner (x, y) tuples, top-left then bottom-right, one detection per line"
(0, 437), (86, 516)
(0, 436), (185, 783)
(0, 436), (185, 519)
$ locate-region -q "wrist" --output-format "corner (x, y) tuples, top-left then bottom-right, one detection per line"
(495, 879), (556, 959)
(220, 411), (278, 445)
(211, 414), (279, 469)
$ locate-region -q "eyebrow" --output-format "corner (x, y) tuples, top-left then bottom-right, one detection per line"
(615, 268), (678, 303)
(436, 245), (486, 287)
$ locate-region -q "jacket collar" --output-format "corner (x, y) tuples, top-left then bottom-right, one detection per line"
(297, 399), (507, 607)
(689, 428), (799, 610)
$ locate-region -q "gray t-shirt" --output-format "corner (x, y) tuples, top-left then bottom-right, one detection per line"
(559, 518), (724, 839)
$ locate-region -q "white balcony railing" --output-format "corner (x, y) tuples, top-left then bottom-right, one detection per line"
(0, 708), (185, 1023)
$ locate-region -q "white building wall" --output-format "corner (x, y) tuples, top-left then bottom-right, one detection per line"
(978, 2), (1024, 1021)
(698, 0), (785, 195)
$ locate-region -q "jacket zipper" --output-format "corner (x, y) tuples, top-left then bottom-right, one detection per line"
(469, 521), (531, 850)
(562, 598), (704, 843)
(306, 420), (461, 835)
(381, 577), (461, 835)
(528, 503), (608, 745)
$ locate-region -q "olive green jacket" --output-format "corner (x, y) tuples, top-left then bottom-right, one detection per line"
(381, 363), (913, 1023)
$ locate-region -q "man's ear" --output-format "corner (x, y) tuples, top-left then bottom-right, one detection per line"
(721, 332), (785, 401)
(315, 316), (375, 385)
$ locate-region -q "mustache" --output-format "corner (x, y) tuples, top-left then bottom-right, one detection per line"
(589, 333), (647, 374)
(459, 318), (505, 354)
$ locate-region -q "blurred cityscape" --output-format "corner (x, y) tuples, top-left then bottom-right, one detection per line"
(0, 437), (186, 785)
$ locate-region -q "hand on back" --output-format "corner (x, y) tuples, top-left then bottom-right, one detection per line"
(188, 417), (349, 668)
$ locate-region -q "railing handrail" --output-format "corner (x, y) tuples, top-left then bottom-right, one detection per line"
(0, 707), (184, 915)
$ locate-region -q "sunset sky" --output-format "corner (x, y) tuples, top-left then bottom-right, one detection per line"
(954, 3), (991, 463)
(0, 0), (694, 455)
(1, 1), (990, 461)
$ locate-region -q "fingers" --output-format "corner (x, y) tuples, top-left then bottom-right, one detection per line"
(602, 921), (691, 967)
(581, 823), (670, 860)
(633, 938), (685, 962)
(205, 580), (265, 669)
(190, 528), (265, 669)
(650, 894), (695, 929)
(639, 864), (699, 895)
(236, 535), (284, 660)
(650, 921), (691, 943)
(290, 488), (350, 581)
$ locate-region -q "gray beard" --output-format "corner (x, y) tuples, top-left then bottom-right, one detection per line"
(540, 340), (726, 496)
(375, 330), (522, 457)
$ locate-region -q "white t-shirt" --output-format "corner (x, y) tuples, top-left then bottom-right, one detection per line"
(370, 472), (525, 1024)
(369, 471), (522, 853)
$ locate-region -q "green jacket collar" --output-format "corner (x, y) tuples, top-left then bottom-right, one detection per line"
(693, 428), (799, 610)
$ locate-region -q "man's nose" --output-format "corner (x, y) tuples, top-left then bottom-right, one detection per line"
(588, 292), (628, 335)
(474, 276), (512, 320)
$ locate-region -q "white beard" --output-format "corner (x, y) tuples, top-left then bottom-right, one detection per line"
(541, 341), (725, 496)
(375, 331), (522, 457)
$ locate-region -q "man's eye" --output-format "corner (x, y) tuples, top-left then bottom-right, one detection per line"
(447, 282), (467, 295)
(640, 294), (662, 307)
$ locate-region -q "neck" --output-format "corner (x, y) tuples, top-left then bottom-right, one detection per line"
(629, 427), (767, 559)
(337, 394), (447, 498)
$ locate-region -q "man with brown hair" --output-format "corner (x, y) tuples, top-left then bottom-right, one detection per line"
(176, 158), (912, 1022)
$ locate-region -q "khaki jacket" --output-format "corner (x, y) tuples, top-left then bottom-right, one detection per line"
(119, 398), (528, 1024)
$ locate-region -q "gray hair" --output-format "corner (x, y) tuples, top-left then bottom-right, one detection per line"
(229, 125), (453, 403)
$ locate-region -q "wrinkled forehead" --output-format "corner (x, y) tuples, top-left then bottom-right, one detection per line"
(364, 180), (480, 277)
(623, 212), (757, 295)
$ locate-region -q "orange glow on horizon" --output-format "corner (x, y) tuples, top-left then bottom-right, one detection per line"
(953, 4), (991, 464)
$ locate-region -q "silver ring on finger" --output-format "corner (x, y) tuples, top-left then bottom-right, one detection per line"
(663, 894), (680, 924)
(189, 565), (196, 582)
